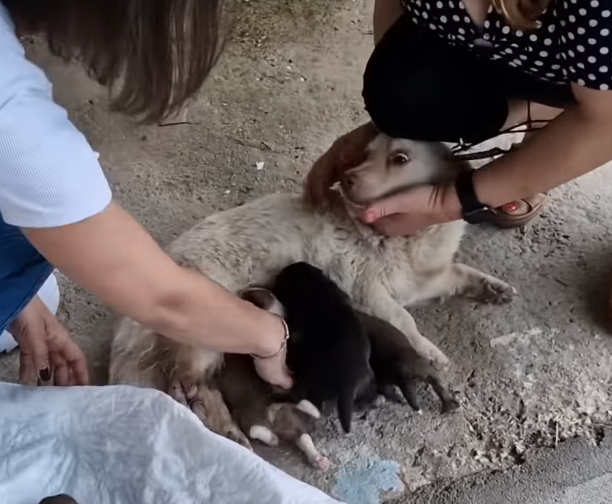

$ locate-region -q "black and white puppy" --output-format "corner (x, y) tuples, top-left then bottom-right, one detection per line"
(358, 312), (459, 414)
(213, 287), (330, 470)
(271, 262), (374, 433)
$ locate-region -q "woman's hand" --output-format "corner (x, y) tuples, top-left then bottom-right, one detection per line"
(9, 296), (89, 386)
(359, 184), (462, 236)
(253, 347), (292, 390)
(303, 123), (378, 206)
(252, 315), (293, 389)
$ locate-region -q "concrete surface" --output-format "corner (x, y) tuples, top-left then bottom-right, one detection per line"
(392, 431), (612, 504)
(1, 0), (612, 503)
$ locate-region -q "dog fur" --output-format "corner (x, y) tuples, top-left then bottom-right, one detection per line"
(109, 134), (517, 444)
(358, 312), (459, 414)
(272, 262), (373, 433)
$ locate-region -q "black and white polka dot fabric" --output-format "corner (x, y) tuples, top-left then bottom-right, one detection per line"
(403, 0), (612, 91)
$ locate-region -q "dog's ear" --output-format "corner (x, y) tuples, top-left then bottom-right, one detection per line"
(337, 386), (355, 433)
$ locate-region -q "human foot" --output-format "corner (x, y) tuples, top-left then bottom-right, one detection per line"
(489, 193), (547, 228)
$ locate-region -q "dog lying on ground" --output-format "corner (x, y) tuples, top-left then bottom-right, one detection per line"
(358, 312), (459, 414)
(271, 262), (374, 433)
(212, 287), (331, 470)
(109, 133), (517, 447)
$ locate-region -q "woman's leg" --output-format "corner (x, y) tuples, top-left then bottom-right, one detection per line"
(0, 273), (60, 353)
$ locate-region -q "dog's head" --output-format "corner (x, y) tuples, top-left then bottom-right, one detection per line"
(340, 134), (468, 207)
(239, 287), (285, 318)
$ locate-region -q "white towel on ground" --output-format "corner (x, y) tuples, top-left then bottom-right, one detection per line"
(0, 383), (343, 504)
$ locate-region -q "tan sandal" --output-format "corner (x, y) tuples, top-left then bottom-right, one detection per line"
(488, 193), (547, 228)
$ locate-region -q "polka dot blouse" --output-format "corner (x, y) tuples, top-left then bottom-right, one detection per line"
(403, 0), (612, 91)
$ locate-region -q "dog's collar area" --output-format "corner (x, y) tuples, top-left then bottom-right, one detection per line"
(250, 316), (290, 360)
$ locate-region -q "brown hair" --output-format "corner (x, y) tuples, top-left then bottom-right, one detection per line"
(491, 0), (553, 29)
(4, 0), (227, 122)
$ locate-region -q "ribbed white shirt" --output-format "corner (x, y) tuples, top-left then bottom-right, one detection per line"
(0, 2), (111, 229)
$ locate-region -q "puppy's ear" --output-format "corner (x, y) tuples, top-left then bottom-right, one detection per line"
(337, 387), (355, 434)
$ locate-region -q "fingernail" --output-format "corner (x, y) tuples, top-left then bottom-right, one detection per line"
(38, 368), (51, 382)
(365, 209), (377, 223)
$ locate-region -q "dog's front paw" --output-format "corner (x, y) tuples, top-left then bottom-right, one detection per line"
(473, 278), (518, 305)
(419, 339), (449, 371)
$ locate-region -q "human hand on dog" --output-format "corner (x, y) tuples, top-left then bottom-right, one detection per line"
(252, 315), (293, 389)
(303, 123), (378, 206)
(10, 296), (89, 386)
(359, 184), (462, 236)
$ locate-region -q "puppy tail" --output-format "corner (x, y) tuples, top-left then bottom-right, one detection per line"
(337, 387), (355, 434)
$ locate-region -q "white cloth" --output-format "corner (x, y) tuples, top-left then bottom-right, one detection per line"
(0, 2), (112, 228)
(0, 383), (343, 504)
(0, 273), (60, 353)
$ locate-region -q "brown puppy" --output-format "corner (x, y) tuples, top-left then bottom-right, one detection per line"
(212, 287), (331, 471)
(358, 312), (459, 414)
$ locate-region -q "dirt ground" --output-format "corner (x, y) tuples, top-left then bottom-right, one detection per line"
(2, 1), (612, 503)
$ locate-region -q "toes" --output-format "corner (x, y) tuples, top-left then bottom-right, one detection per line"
(314, 455), (331, 472)
(441, 398), (461, 414)
(227, 429), (253, 451)
(478, 281), (519, 305)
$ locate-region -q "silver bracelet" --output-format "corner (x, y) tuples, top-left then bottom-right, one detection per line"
(251, 316), (290, 360)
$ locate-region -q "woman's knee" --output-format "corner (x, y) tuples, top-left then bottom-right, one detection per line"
(362, 20), (509, 143)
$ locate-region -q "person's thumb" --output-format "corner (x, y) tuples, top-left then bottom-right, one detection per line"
(362, 193), (409, 223)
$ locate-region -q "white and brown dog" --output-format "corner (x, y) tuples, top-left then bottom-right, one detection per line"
(109, 134), (517, 449)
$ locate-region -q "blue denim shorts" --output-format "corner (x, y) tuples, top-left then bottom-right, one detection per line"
(0, 215), (54, 333)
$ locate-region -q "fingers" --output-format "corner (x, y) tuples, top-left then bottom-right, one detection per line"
(13, 299), (51, 383)
(41, 307), (89, 386)
(253, 350), (293, 390)
(362, 193), (410, 224)
(18, 344), (38, 385)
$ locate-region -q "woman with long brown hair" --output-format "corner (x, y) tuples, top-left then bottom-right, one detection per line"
(0, 0), (291, 388)
(306, 0), (612, 234)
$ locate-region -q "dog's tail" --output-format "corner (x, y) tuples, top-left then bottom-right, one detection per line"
(337, 386), (355, 433)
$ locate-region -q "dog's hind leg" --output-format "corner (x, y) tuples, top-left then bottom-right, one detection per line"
(296, 434), (331, 471)
(426, 375), (460, 414)
(190, 384), (253, 451)
(425, 264), (518, 305)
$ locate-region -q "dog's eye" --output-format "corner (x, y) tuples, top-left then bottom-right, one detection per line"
(390, 152), (410, 166)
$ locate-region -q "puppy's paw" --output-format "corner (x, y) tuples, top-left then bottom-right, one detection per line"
(226, 425), (254, 451)
(473, 278), (518, 305)
(441, 397), (461, 414)
(249, 425), (280, 447)
(312, 454), (332, 472)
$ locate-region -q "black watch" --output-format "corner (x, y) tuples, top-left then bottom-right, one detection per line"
(454, 170), (494, 224)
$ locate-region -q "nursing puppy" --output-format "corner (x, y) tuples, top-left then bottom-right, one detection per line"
(110, 134), (517, 446)
(272, 262), (374, 433)
(212, 287), (331, 470)
(358, 312), (459, 414)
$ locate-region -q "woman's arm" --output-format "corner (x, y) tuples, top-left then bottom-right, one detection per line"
(363, 85), (612, 236)
(24, 203), (285, 359)
(473, 85), (612, 210)
(374, 0), (404, 44)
